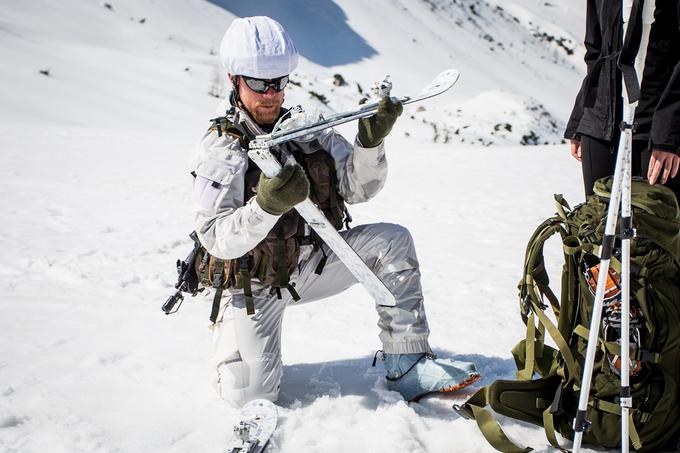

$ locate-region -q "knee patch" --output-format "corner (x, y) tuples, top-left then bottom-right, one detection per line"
(215, 352), (282, 407)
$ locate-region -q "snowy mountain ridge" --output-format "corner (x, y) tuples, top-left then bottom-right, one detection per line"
(0, 0), (585, 144)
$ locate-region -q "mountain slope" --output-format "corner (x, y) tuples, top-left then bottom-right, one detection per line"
(0, 1), (607, 453)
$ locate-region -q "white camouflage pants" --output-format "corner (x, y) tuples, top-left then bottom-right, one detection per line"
(212, 222), (431, 406)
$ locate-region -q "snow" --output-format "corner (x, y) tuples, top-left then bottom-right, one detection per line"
(0, 1), (621, 452)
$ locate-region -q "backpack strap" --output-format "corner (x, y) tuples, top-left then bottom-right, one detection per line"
(453, 387), (533, 453)
(528, 299), (578, 382)
(519, 217), (565, 322)
(516, 311), (539, 381)
(542, 385), (570, 452)
(573, 324), (661, 364)
(518, 215), (579, 382)
(589, 399), (644, 451)
(455, 376), (564, 453)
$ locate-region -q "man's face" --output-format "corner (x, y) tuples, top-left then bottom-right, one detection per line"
(236, 76), (285, 125)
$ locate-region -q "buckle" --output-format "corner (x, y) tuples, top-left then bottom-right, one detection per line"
(452, 404), (474, 420)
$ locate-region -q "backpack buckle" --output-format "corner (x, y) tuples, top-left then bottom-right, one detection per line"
(452, 404), (474, 420)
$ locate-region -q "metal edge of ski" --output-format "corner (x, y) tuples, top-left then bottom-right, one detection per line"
(247, 69), (461, 308)
(227, 399), (278, 453)
(259, 68), (460, 147)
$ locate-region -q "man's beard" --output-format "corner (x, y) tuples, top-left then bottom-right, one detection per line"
(251, 103), (282, 125)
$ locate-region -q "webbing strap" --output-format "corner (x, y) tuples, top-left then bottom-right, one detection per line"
(542, 407), (568, 452)
(314, 246), (328, 275)
(554, 194), (571, 221)
(530, 300), (578, 383)
(562, 236), (594, 256)
(239, 260), (255, 315)
(573, 325), (660, 364)
(589, 399), (644, 450)
(618, 0), (644, 103)
(209, 261), (225, 323)
(457, 387), (533, 453)
(517, 312), (537, 381)
(287, 283), (301, 302)
(274, 224), (289, 287)
(520, 220), (564, 324)
(328, 177), (342, 229)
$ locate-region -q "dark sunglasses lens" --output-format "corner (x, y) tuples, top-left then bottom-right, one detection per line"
(244, 78), (268, 93)
(276, 76), (289, 91)
(244, 76), (289, 93)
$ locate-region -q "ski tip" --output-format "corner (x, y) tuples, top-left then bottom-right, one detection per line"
(438, 68), (460, 83)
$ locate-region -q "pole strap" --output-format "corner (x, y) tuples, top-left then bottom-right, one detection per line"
(618, 0), (644, 103)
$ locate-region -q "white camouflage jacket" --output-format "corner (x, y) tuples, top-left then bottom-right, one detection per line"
(191, 106), (388, 260)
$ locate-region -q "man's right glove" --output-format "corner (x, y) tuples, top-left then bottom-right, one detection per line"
(358, 96), (403, 148)
(256, 164), (310, 215)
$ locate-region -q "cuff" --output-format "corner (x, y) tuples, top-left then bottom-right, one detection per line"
(651, 142), (680, 154)
(251, 198), (282, 224)
(382, 340), (431, 355)
(353, 137), (386, 162)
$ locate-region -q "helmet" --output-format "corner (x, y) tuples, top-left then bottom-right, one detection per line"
(220, 16), (299, 79)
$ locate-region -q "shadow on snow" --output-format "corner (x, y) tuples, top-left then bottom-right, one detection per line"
(278, 348), (517, 417)
(206, 0), (378, 67)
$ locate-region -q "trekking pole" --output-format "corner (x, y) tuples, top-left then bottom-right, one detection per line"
(619, 113), (634, 453)
(572, 0), (653, 450)
(571, 129), (628, 453)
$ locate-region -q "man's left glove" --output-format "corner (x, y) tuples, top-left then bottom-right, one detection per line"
(358, 96), (403, 148)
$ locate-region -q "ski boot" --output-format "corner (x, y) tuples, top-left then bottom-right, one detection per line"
(375, 352), (480, 401)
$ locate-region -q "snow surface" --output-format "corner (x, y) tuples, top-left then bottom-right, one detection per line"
(0, 1), (624, 452)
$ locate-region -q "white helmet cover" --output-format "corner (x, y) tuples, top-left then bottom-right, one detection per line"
(220, 16), (299, 79)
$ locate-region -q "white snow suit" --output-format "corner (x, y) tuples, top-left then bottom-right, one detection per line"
(191, 106), (431, 406)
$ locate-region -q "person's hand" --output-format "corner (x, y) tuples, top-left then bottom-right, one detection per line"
(358, 96), (403, 148)
(570, 139), (582, 162)
(256, 164), (310, 215)
(648, 150), (680, 185)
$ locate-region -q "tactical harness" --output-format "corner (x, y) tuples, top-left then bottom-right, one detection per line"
(193, 113), (351, 320)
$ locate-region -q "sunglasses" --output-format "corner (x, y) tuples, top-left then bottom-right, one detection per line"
(241, 75), (289, 93)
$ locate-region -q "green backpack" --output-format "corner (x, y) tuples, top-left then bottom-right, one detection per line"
(455, 177), (680, 452)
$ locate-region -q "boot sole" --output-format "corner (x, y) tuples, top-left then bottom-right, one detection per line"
(408, 373), (482, 402)
(438, 373), (481, 394)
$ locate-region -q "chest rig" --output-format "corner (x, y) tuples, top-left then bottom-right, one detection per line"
(197, 114), (351, 319)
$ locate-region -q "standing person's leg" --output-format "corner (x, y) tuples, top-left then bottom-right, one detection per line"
(580, 135), (618, 197)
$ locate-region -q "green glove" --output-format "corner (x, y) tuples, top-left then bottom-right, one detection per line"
(358, 96), (403, 148)
(256, 164), (310, 215)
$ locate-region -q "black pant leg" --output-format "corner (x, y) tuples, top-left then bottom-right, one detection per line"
(580, 135), (617, 197)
